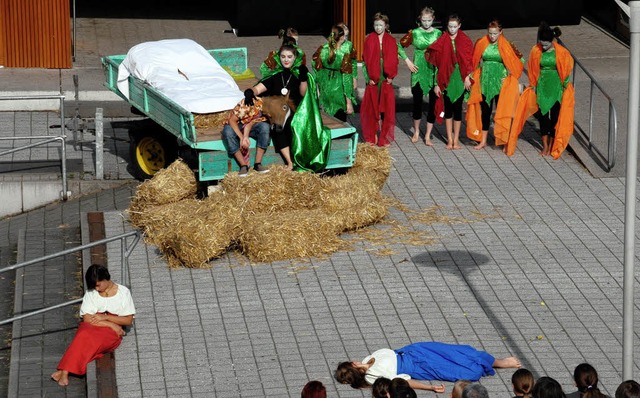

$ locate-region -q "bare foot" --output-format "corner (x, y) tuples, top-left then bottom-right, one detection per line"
(424, 138), (433, 146)
(452, 144), (461, 150)
(51, 370), (69, 386)
(493, 356), (522, 369)
(411, 133), (419, 143)
(474, 143), (486, 150)
(446, 143), (453, 150)
(285, 163), (293, 171)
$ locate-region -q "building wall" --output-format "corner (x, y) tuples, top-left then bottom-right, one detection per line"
(0, 0), (72, 68)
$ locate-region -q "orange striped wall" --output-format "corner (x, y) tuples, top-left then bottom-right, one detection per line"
(0, 0), (71, 68)
(349, 0), (366, 61)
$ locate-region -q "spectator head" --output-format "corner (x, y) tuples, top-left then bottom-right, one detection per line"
(390, 378), (417, 398)
(615, 380), (640, 398)
(301, 381), (326, 398)
(512, 368), (535, 398)
(533, 376), (566, 398)
(452, 380), (472, 398)
(372, 377), (391, 398)
(462, 383), (489, 398)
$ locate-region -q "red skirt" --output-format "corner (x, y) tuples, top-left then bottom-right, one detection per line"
(57, 322), (122, 375)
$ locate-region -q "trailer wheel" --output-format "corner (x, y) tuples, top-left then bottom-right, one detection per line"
(129, 132), (176, 180)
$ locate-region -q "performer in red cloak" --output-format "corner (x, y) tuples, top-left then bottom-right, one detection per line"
(361, 12), (399, 147)
(426, 14), (473, 149)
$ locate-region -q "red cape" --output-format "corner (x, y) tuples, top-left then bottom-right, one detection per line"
(361, 32), (398, 145)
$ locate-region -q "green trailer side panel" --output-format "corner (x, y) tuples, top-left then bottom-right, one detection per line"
(198, 133), (358, 181)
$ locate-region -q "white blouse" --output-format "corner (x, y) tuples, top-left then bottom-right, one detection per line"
(363, 348), (411, 385)
(79, 284), (136, 317)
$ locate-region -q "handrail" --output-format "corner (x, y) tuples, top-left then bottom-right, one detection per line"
(0, 94), (70, 199)
(0, 230), (141, 326)
(558, 39), (618, 171)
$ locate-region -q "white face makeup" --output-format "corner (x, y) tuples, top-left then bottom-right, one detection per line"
(420, 15), (434, 29)
(373, 20), (386, 35)
(447, 21), (460, 36)
(488, 27), (501, 43)
(539, 40), (553, 51)
(279, 50), (296, 69)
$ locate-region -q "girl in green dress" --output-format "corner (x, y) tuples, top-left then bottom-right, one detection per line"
(312, 23), (358, 122)
(398, 6), (442, 145)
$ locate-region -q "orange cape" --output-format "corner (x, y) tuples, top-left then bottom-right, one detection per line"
(466, 35), (523, 145)
(507, 42), (574, 157)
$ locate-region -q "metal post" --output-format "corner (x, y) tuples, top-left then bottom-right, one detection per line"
(60, 98), (69, 200)
(623, 0), (640, 382)
(95, 108), (104, 180)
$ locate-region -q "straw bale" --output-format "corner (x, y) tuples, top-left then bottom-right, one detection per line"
(221, 166), (323, 214)
(128, 159), (197, 226)
(319, 174), (388, 232)
(238, 208), (344, 262)
(348, 144), (392, 189)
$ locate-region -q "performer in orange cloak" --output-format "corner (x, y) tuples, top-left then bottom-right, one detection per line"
(506, 22), (574, 158)
(361, 12), (399, 147)
(466, 20), (523, 150)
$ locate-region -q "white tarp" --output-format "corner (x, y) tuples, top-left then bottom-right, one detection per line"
(117, 39), (244, 113)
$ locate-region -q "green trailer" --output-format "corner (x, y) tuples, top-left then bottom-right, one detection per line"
(102, 47), (358, 181)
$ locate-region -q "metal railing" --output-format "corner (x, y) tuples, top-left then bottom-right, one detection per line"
(0, 94), (70, 199)
(0, 230), (141, 326)
(559, 39), (618, 172)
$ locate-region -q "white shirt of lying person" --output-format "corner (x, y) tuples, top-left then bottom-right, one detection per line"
(363, 348), (411, 385)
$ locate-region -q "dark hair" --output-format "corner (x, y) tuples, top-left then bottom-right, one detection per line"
(453, 380), (472, 398)
(616, 380), (640, 398)
(301, 380), (326, 398)
(390, 377), (417, 398)
(512, 368), (535, 398)
(448, 14), (462, 25)
(278, 44), (298, 58)
(278, 27), (299, 46)
(488, 19), (502, 30)
(85, 264), (110, 290)
(373, 377), (392, 398)
(573, 364), (607, 398)
(533, 376), (566, 398)
(537, 21), (562, 42)
(335, 362), (369, 389)
(328, 24), (346, 64)
(462, 383), (490, 398)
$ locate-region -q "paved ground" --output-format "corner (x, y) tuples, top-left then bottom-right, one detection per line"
(1, 12), (639, 398)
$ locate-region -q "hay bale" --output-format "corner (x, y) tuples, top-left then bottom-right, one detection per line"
(128, 159), (197, 227)
(136, 195), (240, 268)
(319, 174), (388, 232)
(238, 208), (344, 262)
(348, 144), (392, 190)
(221, 166), (323, 214)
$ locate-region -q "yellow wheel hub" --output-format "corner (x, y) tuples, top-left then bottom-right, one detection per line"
(135, 137), (166, 176)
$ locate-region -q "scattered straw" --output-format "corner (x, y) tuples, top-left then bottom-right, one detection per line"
(193, 111), (230, 130)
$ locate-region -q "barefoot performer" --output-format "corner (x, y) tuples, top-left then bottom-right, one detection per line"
(51, 264), (135, 386)
(335, 341), (521, 391)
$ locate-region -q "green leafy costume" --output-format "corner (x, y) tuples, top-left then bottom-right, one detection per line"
(312, 40), (358, 117)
